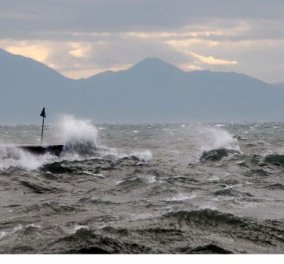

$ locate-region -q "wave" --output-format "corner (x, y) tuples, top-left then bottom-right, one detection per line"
(0, 145), (55, 171)
(163, 209), (245, 227)
(0, 116), (153, 172)
(49, 226), (154, 254)
(0, 116), (100, 171)
(114, 176), (147, 191)
(40, 161), (74, 174)
(213, 188), (253, 198)
(163, 209), (284, 246)
(264, 154), (284, 166)
(200, 148), (241, 163)
(57, 115), (99, 157)
(264, 183), (284, 190)
(130, 150), (152, 162)
(58, 115), (98, 149)
(185, 243), (233, 254)
(196, 125), (240, 152)
(199, 147), (284, 167)
(178, 124), (241, 163)
(22, 201), (79, 215)
(20, 180), (61, 194)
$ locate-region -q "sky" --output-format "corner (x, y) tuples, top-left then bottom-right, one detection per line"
(0, 0), (283, 82)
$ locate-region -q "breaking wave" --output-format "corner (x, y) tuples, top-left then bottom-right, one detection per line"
(196, 125), (240, 152)
(0, 115), (153, 171)
(0, 145), (54, 171)
(0, 115), (100, 171)
(162, 209), (284, 246)
(58, 115), (98, 156)
(200, 148), (241, 163)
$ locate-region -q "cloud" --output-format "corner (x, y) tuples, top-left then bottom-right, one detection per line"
(5, 42), (51, 62)
(0, 1), (284, 39)
(68, 42), (93, 58)
(190, 52), (237, 65)
(0, 1), (284, 82)
(180, 63), (202, 71)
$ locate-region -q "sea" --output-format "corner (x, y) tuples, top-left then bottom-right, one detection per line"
(0, 115), (283, 254)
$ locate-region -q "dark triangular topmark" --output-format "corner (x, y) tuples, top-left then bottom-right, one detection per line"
(40, 107), (46, 118)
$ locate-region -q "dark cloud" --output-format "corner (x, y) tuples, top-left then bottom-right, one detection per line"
(0, 0), (284, 38)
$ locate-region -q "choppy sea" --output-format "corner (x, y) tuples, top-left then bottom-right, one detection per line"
(0, 116), (283, 253)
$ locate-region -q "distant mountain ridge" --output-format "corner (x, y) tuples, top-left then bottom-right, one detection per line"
(0, 48), (284, 124)
(272, 82), (284, 89)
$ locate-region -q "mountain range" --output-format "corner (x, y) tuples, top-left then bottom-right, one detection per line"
(273, 82), (284, 89)
(0, 48), (283, 124)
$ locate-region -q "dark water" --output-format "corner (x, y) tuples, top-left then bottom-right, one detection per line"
(0, 117), (283, 254)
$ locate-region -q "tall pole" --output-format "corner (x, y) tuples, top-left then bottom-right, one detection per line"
(40, 107), (46, 145)
(41, 116), (45, 145)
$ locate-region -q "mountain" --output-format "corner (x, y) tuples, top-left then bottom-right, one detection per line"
(0, 48), (75, 123)
(78, 58), (284, 122)
(272, 82), (284, 89)
(0, 49), (284, 124)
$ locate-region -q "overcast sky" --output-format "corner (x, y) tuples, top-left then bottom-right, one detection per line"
(0, 0), (283, 82)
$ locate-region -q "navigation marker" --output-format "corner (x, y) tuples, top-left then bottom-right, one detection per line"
(40, 107), (46, 145)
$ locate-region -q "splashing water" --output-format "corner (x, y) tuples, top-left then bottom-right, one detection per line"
(56, 116), (153, 162)
(130, 150), (153, 162)
(0, 115), (100, 171)
(59, 115), (98, 147)
(0, 120), (235, 171)
(196, 125), (239, 152)
(58, 115), (99, 156)
(0, 145), (54, 171)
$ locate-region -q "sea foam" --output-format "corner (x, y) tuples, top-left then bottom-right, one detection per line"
(196, 125), (240, 152)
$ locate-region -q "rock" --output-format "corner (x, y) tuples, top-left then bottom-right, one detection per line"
(264, 154), (284, 166)
(200, 148), (240, 162)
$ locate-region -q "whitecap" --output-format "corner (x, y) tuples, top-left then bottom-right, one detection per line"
(0, 145), (56, 171)
(144, 175), (156, 183)
(130, 150), (153, 161)
(196, 125), (240, 152)
(71, 224), (90, 234)
(0, 231), (7, 240)
(167, 193), (197, 202)
(26, 224), (41, 229)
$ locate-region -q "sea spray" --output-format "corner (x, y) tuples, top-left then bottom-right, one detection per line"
(0, 145), (54, 171)
(196, 125), (240, 152)
(0, 116), (100, 170)
(57, 115), (153, 161)
(0, 117), (155, 170)
(58, 115), (99, 156)
(130, 150), (153, 162)
(162, 124), (240, 164)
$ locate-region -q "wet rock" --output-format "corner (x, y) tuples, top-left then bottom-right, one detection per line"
(200, 148), (240, 162)
(214, 188), (253, 198)
(188, 244), (233, 254)
(264, 154), (284, 166)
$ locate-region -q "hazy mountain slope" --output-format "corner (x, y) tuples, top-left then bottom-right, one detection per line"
(272, 82), (284, 89)
(0, 48), (75, 123)
(79, 58), (284, 122)
(0, 50), (283, 123)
